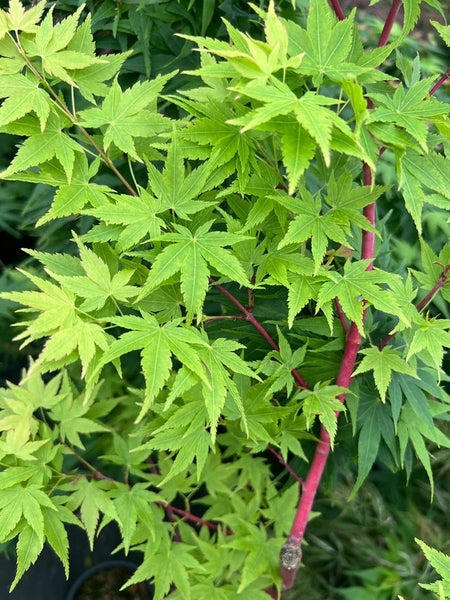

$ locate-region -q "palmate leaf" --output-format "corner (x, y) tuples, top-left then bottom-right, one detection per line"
(368, 79), (449, 152)
(398, 401), (450, 498)
(296, 384), (347, 446)
(19, 6), (104, 85)
(111, 483), (160, 554)
(316, 260), (407, 334)
(399, 150), (450, 234)
(82, 188), (166, 251)
(95, 313), (210, 422)
(124, 540), (204, 600)
(353, 346), (418, 402)
(406, 317), (450, 373)
(0, 112), (82, 182)
(284, 0), (371, 83)
(145, 130), (227, 219)
(0, 72), (50, 130)
(36, 154), (112, 225)
(0, 484), (56, 545)
(0, 0), (46, 38)
(49, 393), (107, 450)
(278, 117), (316, 194)
(65, 478), (117, 550)
(198, 338), (258, 441)
(416, 539), (450, 596)
(10, 525), (44, 591)
(138, 221), (251, 321)
(49, 234), (139, 312)
(277, 186), (349, 273)
(78, 74), (174, 160)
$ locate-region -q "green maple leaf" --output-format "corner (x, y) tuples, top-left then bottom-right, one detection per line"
(367, 79), (449, 152)
(36, 154), (112, 225)
(50, 235), (139, 311)
(111, 483), (159, 554)
(316, 260), (407, 334)
(177, 98), (256, 191)
(223, 524), (280, 592)
(95, 313), (210, 421)
(145, 129), (228, 219)
(0, 270), (78, 347)
(125, 541), (204, 600)
(138, 221), (250, 321)
(398, 402), (450, 499)
(350, 397), (390, 499)
(416, 539), (450, 597)
(10, 525), (44, 591)
(0, 72), (50, 130)
(353, 346), (418, 402)
(229, 82), (353, 166)
(284, 0), (370, 83)
(0, 261), (109, 375)
(406, 317), (450, 373)
(411, 241), (450, 310)
(19, 6), (104, 84)
(1, 112), (82, 181)
(0, 0), (46, 37)
(78, 74), (173, 160)
(399, 150), (450, 234)
(83, 188), (166, 252)
(198, 338), (257, 440)
(0, 484), (55, 544)
(325, 172), (388, 233)
(65, 478), (117, 549)
(0, 370), (65, 452)
(277, 186), (349, 273)
(278, 117), (316, 194)
(297, 384), (347, 447)
(431, 20), (450, 46)
(49, 393), (107, 449)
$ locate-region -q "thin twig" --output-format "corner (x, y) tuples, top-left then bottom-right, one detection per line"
(334, 297), (349, 333)
(267, 445), (303, 486)
(429, 67), (450, 97)
(329, 0), (345, 21)
(203, 315), (247, 323)
(377, 0), (402, 48)
(210, 279), (308, 389)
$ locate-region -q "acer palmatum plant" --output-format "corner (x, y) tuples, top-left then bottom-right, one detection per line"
(0, 0), (449, 597)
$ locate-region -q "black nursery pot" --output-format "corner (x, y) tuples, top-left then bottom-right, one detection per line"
(66, 560), (153, 600)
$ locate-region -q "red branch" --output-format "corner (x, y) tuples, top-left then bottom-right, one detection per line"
(329, 0), (345, 21)
(429, 67), (450, 97)
(210, 278), (309, 389)
(279, 1), (407, 588)
(88, 469), (226, 533)
(267, 445), (304, 485)
(155, 502), (230, 533)
(334, 297), (349, 333)
(377, 0), (402, 47)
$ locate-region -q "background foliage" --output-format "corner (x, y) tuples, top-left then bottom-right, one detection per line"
(0, 0), (448, 598)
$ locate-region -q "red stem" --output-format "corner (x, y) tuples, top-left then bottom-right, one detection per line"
(210, 279), (309, 389)
(334, 297), (349, 333)
(267, 445), (304, 485)
(377, 0), (402, 47)
(279, 7), (406, 588)
(329, 0), (345, 21)
(155, 502), (229, 533)
(428, 67), (450, 97)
